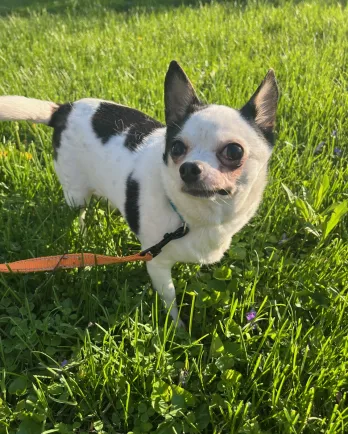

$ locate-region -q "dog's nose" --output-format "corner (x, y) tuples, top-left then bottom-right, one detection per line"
(179, 162), (202, 184)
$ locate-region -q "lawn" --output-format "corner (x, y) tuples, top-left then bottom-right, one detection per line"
(0, 0), (347, 433)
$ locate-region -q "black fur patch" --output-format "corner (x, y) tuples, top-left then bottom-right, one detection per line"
(239, 70), (278, 147)
(125, 174), (140, 234)
(92, 102), (163, 149)
(49, 103), (73, 160)
(163, 103), (206, 164)
(239, 104), (275, 146)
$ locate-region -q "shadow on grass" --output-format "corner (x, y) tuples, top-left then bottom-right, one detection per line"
(0, 0), (216, 16)
(1, 0), (341, 17)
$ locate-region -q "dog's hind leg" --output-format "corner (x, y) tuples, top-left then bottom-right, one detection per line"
(62, 189), (92, 235)
(54, 159), (92, 234)
(79, 208), (88, 235)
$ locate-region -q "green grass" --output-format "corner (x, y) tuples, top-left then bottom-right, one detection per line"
(0, 0), (348, 433)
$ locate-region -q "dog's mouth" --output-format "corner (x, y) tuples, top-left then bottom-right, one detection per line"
(182, 186), (231, 198)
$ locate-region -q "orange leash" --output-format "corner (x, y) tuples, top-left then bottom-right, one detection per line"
(0, 252), (152, 273)
(0, 225), (190, 274)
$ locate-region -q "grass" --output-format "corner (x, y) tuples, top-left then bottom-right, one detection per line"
(0, 0), (347, 432)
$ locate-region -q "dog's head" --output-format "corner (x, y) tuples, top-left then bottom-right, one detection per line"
(161, 61), (278, 224)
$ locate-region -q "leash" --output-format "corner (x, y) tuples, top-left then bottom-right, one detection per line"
(0, 225), (189, 274)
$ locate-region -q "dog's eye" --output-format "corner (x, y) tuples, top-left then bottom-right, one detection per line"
(171, 140), (187, 158)
(219, 143), (244, 168)
(222, 143), (244, 160)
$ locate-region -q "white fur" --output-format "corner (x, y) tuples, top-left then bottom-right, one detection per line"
(0, 96), (58, 124)
(0, 80), (275, 325)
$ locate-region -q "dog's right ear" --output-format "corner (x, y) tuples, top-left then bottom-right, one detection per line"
(164, 61), (200, 125)
(240, 69), (279, 145)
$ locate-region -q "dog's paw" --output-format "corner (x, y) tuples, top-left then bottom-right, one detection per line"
(175, 318), (186, 329)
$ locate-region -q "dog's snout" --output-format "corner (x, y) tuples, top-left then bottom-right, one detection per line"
(179, 162), (202, 184)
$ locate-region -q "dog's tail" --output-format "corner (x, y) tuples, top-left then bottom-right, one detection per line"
(0, 96), (58, 125)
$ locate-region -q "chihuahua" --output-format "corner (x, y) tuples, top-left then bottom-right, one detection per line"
(0, 61), (278, 326)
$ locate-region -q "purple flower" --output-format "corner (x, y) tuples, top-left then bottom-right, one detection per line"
(314, 141), (325, 154)
(331, 130), (338, 138)
(61, 359), (68, 367)
(334, 147), (342, 157)
(278, 233), (289, 245)
(246, 309), (256, 321)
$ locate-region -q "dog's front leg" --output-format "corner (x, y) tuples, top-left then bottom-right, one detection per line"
(146, 259), (184, 328)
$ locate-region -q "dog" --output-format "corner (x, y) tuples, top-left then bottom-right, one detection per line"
(0, 61), (278, 326)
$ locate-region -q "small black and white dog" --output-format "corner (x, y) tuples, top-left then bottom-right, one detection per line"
(0, 61), (278, 326)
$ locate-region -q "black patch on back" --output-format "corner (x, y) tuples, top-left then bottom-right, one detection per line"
(125, 174), (140, 235)
(239, 104), (275, 146)
(163, 102), (206, 165)
(49, 103), (73, 160)
(92, 102), (163, 149)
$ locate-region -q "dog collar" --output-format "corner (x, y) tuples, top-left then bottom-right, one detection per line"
(140, 224), (189, 258)
(169, 200), (186, 225)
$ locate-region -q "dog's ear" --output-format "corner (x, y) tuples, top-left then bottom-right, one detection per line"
(240, 69), (278, 143)
(164, 61), (200, 125)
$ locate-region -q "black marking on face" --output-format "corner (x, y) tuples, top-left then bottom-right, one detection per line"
(125, 174), (140, 234)
(163, 60), (206, 164)
(163, 103), (206, 164)
(49, 103), (73, 160)
(92, 102), (163, 149)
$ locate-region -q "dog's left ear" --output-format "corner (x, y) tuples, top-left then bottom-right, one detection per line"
(240, 69), (279, 144)
(164, 61), (200, 125)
